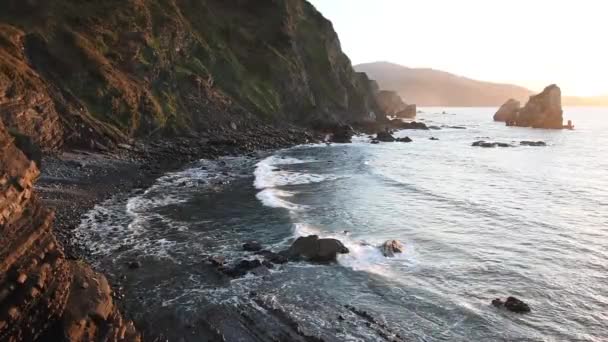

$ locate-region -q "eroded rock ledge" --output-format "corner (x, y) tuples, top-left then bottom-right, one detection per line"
(0, 119), (139, 342)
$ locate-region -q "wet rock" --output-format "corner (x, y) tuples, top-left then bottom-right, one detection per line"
(255, 250), (288, 264)
(429, 137), (439, 141)
(222, 259), (263, 277)
(494, 99), (521, 122)
(370, 139), (380, 144)
(396, 137), (412, 143)
(520, 141), (546, 146)
(376, 131), (396, 142)
(492, 296), (531, 313)
(243, 240), (263, 252)
(381, 240), (404, 257)
(330, 125), (355, 143)
(284, 235), (349, 262)
(391, 120), (429, 130)
(428, 125), (441, 130)
(472, 141), (512, 148)
(128, 261), (142, 269)
(208, 255), (226, 266)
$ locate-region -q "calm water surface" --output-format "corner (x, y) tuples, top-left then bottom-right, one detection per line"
(76, 107), (608, 341)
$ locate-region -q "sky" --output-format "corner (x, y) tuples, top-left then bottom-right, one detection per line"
(308, 0), (608, 96)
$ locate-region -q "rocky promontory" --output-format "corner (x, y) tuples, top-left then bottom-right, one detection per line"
(493, 99), (521, 122)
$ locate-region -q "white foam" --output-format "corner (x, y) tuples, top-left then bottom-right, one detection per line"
(256, 189), (302, 211)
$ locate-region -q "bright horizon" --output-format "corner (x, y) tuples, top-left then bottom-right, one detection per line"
(308, 0), (608, 97)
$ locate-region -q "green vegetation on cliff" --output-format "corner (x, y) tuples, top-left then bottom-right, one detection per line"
(0, 0), (379, 150)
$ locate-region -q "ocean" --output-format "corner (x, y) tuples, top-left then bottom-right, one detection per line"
(75, 107), (608, 341)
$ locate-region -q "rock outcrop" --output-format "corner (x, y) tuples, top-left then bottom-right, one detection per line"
(380, 240), (404, 258)
(492, 296), (531, 313)
(512, 85), (564, 129)
(0, 119), (139, 341)
(493, 99), (521, 122)
(283, 235), (349, 262)
(375, 90), (416, 118)
(0, 0), (382, 152)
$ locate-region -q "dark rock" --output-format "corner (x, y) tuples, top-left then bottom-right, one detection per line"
(520, 141), (546, 146)
(128, 261), (141, 269)
(429, 137), (439, 140)
(255, 250), (289, 264)
(284, 235), (349, 262)
(381, 240), (404, 257)
(494, 99), (521, 122)
(395, 137), (412, 143)
(391, 120), (429, 130)
(208, 255), (226, 266)
(330, 125), (355, 143)
(428, 125), (441, 130)
(472, 141), (512, 148)
(376, 131), (395, 142)
(243, 240), (263, 252)
(492, 298), (504, 307)
(222, 259), (263, 278)
(370, 139), (380, 144)
(504, 296), (531, 313)
(8, 131), (42, 169)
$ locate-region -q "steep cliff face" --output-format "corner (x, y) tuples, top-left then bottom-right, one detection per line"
(516, 84), (563, 129)
(0, 0), (380, 151)
(0, 119), (139, 341)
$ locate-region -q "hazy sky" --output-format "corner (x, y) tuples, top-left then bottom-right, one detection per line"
(308, 0), (608, 96)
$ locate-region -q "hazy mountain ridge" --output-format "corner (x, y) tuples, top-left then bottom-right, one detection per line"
(356, 61), (608, 107)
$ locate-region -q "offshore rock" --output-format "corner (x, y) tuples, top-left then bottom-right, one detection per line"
(381, 240), (404, 257)
(494, 99), (521, 122)
(376, 131), (396, 142)
(492, 296), (531, 313)
(515, 85), (564, 129)
(284, 235), (349, 262)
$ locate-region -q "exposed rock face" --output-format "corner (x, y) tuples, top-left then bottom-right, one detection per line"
(0, 0), (382, 151)
(284, 235), (349, 262)
(515, 85), (564, 129)
(0, 119), (139, 341)
(375, 90), (416, 118)
(493, 99), (521, 122)
(329, 124), (355, 143)
(395, 104), (417, 119)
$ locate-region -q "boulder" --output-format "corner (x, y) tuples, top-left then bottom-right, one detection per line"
(492, 296), (531, 313)
(376, 131), (395, 142)
(515, 84), (564, 129)
(255, 250), (288, 264)
(396, 137), (412, 143)
(330, 125), (355, 143)
(370, 139), (380, 144)
(429, 137), (439, 141)
(520, 141), (546, 146)
(243, 240), (263, 252)
(390, 120), (429, 130)
(222, 259), (263, 278)
(493, 99), (521, 122)
(284, 235), (349, 262)
(381, 240), (404, 257)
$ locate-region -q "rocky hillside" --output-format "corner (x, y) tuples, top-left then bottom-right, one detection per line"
(0, 119), (139, 341)
(355, 62), (533, 107)
(0, 0), (380, 152)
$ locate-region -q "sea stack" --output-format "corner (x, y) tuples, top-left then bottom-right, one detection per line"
(513, 84), (564, 129)
(493, 99), (521, 122)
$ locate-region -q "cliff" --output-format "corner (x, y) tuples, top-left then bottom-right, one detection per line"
(0, 119), (139, 341)
(515, 84), (563, 129)
(375, 90), (416, 118)
(0, 0), (381, 152)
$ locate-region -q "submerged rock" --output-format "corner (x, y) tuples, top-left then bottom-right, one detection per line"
(472, 141), (512, 148)
(243, 240), (263, 252)
(494, 99), (521, 122)
(255, 250), (289, 264)
(284, 235), (349, 262)
(222, 259), (263, 278)
(396, 137), (412, 143)
(520, 141), (546, 146)
(429, 137), (439, 141)
(492, 296), (531, 313)
(381, 240), (404, 257)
